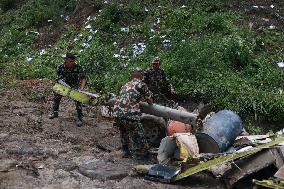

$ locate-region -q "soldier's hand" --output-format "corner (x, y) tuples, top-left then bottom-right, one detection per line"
(147, 98), (153, 105)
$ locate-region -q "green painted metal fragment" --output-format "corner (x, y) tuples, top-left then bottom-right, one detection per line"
(173, 136), (284, 181)
(52, 83), (98, 106)
(253, 179), (284, 189)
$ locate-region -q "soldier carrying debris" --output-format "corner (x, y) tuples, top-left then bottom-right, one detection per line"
(49, 53), (87, 127)
(143, 56), (176, 105)
(113, 69), (153, 160)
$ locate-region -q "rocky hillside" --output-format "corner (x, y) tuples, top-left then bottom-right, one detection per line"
(1, 0), (284, 132)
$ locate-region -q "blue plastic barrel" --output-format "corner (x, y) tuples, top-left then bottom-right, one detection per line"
(196, 110), (243, 153)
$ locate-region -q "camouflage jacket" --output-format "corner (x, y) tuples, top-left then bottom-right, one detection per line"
(113, 79), (152, 120)
(143, 68), (174, 95)
(56, 63), (86, 88)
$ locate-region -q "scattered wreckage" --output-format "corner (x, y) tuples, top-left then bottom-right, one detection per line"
(53, 83), (284, 188)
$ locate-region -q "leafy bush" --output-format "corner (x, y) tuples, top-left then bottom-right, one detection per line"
(0, 0), (16, 12)
(1, 0), (284, 131)
(223, 36), (254, 69)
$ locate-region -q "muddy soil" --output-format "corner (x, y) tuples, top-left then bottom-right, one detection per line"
(0, 81), (224, 189)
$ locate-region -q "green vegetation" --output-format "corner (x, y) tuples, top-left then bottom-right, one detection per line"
(1, 0), (284, 131)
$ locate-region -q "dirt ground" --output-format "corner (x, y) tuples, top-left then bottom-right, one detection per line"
(0, 81), (225, 189)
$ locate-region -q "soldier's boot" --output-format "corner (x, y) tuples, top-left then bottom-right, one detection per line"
(49, 111), (58, 119)
(122, 145), (131, 158)
(76, 115), (83, 127)
(49, 94), (61, 119)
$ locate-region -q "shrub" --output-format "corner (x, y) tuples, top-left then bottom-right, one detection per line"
(0, 0), (16, 12)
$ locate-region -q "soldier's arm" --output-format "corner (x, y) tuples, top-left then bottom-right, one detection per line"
(78, 65), (87, 90)
(142, 70), (150, 85)
(56, 65), (64, 82)
(161, 70), (175, 93)
(139, 82), (153, 105)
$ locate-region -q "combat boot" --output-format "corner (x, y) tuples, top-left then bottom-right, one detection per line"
(122, 145), (131, 158)
(76, 117), (83, 127)
(49, 111), (58, 119)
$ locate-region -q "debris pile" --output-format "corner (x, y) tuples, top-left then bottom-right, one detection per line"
(143, 112), (284, 188)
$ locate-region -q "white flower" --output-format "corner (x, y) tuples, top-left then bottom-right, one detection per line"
(120, 27), (129, 32)
(277, 62), (284, 68)
(133, 43), (146, 57)
(26, 57), (33, 61)
(82, 43), (90, 48)
(87, 35), (93, 41)
(157, 17), (160, 24)
(39, 49), (46, 55)
(85, 24), (92, 29)
(269, 25), (276, 29)
(144, 7), (149, 12)
(113, 54), (120, 58)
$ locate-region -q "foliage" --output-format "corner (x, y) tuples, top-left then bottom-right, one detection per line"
(1, 0), (284, 133)
(0, 0), (16, 12)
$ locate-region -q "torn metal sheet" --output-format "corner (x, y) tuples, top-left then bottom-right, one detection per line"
(209, 163), (231, 178)
(222, 147), (284, 187)
(146, 164), (180, 183)
(275, 165), (284, 179)
(236, 135), (271, 144)
(173, 136), (284, 182)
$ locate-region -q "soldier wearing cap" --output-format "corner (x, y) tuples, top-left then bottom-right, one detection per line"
(113, 69), (153, 160)
(143, 56), (175, 105)
(49, 53), (86, 127)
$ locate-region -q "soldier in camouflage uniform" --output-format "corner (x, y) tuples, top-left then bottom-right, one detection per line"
(49, 53), (87, 127)
(143, 56), (176, 106)
(113, 70), (153, 159)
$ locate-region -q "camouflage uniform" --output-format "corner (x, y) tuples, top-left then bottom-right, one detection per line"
(52, 63), (86, 119)
(113, 79), (152, 155)
(143, 68), (174, 105)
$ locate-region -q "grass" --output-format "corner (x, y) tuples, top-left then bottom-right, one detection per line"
(1, 0), (284, 132)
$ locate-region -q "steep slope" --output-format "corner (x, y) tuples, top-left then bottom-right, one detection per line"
(1, 0), (284, 130)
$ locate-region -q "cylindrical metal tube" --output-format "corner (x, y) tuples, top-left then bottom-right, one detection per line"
(140, 102), (198, 129)
(196, 110), (243, 153)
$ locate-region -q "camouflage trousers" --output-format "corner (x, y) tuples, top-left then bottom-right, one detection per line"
(115, 118), (149, 155)
(52, 92), (83, 119)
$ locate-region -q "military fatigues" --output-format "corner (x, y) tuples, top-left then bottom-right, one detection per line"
(113, 79), (152, 155)
(143, 68), (174, 105)
(52, 63), (86, 119)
